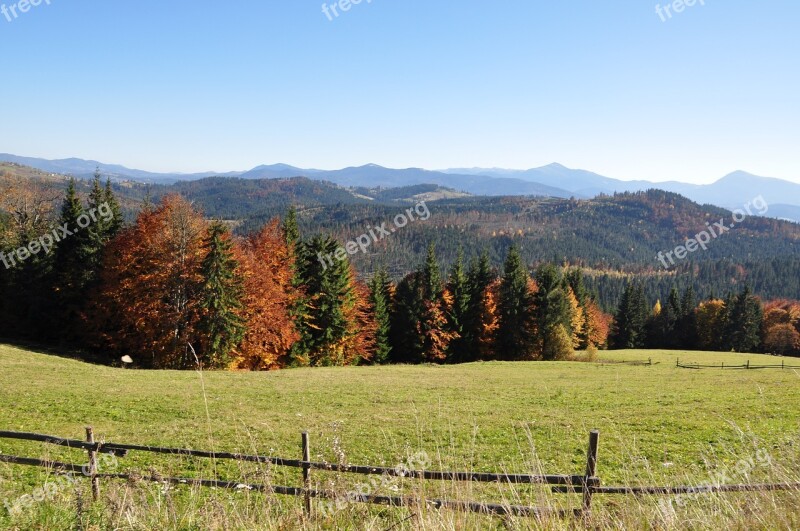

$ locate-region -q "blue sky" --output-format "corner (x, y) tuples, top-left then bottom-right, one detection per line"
(1, 1), (798, 184)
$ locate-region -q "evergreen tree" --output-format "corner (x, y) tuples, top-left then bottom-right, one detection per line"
(52, 179), (94, 339)
(445, 248), (471, 362)
(461, 252), (496, 362)
(389, 271), (426, 364)
(496, 245), (535, 360)
(724, 286), (763, 352)
(103, 178), (124, 237)
(611, 282), (649, 349)
(677, 285), (698, 348)
(368, 267), (392, 364)
(422, 243), (442, 301)
(648, 287), (680, 348)
(197, 223), (246, 369)
(282, 206), (300, 251)
(533, 264), (572, 360)
(294, 235), (359, 366)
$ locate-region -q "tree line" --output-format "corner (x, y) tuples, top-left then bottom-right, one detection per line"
(1, 183), (798, 368)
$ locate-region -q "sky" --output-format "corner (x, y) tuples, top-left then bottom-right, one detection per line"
(1, 1), (799, 184)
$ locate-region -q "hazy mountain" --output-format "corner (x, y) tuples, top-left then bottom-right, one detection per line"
(3, 153), (798, 216)
(445, 165), (800, 213)
(0, 153), (243, 183)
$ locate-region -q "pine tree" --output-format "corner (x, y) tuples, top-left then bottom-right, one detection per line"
(368, 267), (393, 364)
(677, 286), (698, 348)
(422, 243), (442, 301)
(461, 252), (496, 361)
(294, 235), (366, 366)
(445, 248), (470, 363)
(103, 178), (123, 237)
(533, 264), (572, 360)
(496, 245), (535, 360)
(611, 282), (649, 349)
(52, 178), (94, 339)
(197, 222), (246, 369)
(724, 286), (763, 352)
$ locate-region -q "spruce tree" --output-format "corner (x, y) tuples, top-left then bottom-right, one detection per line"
(368, 267), (392, 364)
(52, 178), (93, 339)
(611, 282), (649, 349)
(461, 252), (495, 362)
(422, 243), (442, 301)
(294, 235), (358, 366)
(724, 286), (763, 352)
(445, 248), (470, 363)
(533, 264), (572, 359)
(497, 245), (534, 360)
(197, 223), (246, 369)
(103, 178), (123, 237)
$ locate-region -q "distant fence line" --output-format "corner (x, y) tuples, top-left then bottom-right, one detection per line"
(1, 428), (799, 520)
(677, 359), (800, 370)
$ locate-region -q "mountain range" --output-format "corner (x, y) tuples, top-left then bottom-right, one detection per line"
(1, 153), (797, 221)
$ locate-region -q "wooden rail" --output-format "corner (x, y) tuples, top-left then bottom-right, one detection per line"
(3, 427), (798, 520)
(677, 358), (800, 370)
(0, 428), (601, 519)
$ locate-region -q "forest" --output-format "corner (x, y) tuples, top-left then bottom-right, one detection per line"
(1, 176), (799, 369)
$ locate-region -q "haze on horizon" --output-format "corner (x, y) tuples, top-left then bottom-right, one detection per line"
(1, 1), (798, 185)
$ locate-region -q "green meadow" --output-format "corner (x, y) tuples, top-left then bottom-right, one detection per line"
(1, 344), (799, 529)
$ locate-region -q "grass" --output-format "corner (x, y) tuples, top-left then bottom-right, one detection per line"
(1, 344), (799, 529)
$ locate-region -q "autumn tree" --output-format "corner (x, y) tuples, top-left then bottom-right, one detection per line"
(235, 219), (300, 370)
(695, 299), (727, 351)
(91, 194), (207, 368)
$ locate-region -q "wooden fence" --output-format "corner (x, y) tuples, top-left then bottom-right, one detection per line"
(0, 428), (600, 518)
(1, 428), (799, 520)
(677, 359), (800, 370)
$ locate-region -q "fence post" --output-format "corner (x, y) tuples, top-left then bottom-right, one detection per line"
(302, 432), (311, 517)
(85, 427), (100, 501)
(747, 360), (750, 370)
(582, 430), (600, 516)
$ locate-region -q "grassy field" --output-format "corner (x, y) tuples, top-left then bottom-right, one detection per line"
(1, 344), (799, 529)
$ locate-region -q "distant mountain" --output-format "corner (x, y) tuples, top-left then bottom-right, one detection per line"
(445, 165), (800, 214)
(2, 153), (798, 216)
(0, 153), (243, 183)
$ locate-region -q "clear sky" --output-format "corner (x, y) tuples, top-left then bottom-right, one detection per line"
(1, 1), (798, 184)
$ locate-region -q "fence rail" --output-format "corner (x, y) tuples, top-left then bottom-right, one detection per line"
(677, 359), (800, 370)
(0, 428), (601, 518)
(2, 428), (799, 520)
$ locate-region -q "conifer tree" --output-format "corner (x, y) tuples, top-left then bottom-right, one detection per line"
(611, 282), (649, 349)
(52, 178), (94, 338)
(368, 267), (393, 364)
(724, 286), (763, 352)
(461, 252), (496, 361)
(496, 245), (535, 360)
(533, 264), (572, 359)
(197, 222), (246, 368)
(445, 248), (470, 363)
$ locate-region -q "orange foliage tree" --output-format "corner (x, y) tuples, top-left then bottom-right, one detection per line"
(233, 219), (300, 370)
(90, 195), (207, 368)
